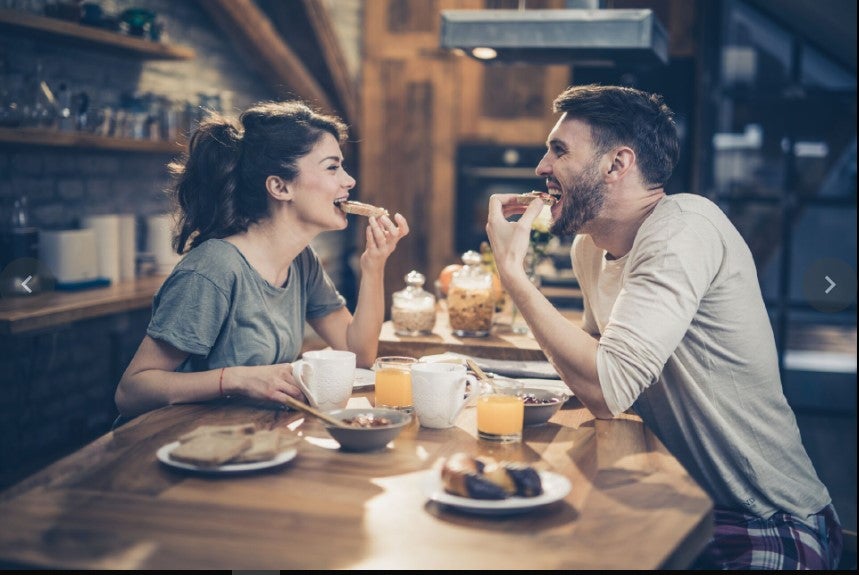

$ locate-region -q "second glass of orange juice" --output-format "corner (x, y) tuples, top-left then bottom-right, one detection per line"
(373, 356), (417, 412)
(476, 376), (524, 442)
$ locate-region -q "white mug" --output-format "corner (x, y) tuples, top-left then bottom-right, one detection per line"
(410, 362), (474, 429)
(291, 350), (356, 411)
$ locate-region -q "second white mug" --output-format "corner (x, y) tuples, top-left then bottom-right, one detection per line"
(410, 362), (473, 429)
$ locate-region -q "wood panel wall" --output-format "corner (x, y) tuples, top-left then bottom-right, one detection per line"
(361, 0), (570, 304)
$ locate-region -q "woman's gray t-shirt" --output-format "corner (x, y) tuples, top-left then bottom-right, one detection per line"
(147, 239), (345, 372)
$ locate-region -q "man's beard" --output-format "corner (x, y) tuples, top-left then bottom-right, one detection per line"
(550, 161), (606, 236)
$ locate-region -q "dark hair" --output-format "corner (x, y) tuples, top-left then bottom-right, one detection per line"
(552, 84), (679, 188)
(169, 101), (349, 254)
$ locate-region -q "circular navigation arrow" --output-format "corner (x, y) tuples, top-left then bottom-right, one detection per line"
(802, 258), (856, 313)
(0, 258), (55, 298)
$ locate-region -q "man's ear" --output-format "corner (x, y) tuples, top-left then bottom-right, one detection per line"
(265, 175), (292, 201)
(605, 147), (635, 182)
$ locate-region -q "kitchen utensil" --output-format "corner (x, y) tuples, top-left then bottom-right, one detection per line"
(280, 393), (349, 429)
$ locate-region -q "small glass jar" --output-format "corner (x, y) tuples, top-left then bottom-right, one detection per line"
(391, 270), (436, 336)
(448, 250), (495, 337)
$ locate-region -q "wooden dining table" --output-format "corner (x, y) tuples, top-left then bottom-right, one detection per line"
(0, 385), (713, 570)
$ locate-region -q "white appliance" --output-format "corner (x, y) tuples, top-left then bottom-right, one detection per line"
(146, 214), (181, 274)
(39, 229), (99, 286)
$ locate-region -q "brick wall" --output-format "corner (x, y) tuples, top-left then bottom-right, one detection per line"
(0, 0), (363, 488)
(0, 0), (273, 227)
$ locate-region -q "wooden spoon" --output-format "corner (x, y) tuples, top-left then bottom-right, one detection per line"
(465, 358), (490, 382)
(280, 394), (350, 428)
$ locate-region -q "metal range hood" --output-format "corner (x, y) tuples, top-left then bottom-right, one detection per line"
(440, 9), (668, 68)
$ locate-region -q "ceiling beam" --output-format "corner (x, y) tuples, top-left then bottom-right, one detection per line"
(198, 0), (335, 113)
(300, 0), (360, 133)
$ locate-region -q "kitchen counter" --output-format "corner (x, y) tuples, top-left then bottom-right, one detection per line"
(0, 275), (167, 335)
(378, 306), (584, 362)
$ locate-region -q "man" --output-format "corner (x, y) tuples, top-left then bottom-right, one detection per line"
(486, 84), (842, 570)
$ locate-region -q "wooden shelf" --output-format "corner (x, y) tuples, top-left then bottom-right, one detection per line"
(0, 127), (184, 153)
(0, 8), (195, 60)
(0, 275), (166, 335)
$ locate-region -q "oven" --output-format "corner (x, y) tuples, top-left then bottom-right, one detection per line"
(454, 143), (547, 254)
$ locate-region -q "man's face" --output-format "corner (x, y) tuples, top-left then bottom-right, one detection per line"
(535, 115), (607, 236)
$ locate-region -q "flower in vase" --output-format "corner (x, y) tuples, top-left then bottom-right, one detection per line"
(530, 204), (553, 261)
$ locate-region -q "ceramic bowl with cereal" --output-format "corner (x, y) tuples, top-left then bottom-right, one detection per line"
(323, 408), (412, 451)
(519, 388), (566, 426)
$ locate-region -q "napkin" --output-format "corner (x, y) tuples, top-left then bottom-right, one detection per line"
(419, 352), (561, 380)
(516, 378), (574, 398)
(347, 396), (373, 409)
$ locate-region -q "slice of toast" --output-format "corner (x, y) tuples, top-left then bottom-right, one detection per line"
(336, 200), (389, 218)
(512, 191), (558, 207)
(232, 430), (279, 463)
(178, 423), (256, 444)
(232, 430), (302, 463)
(169, 435), (253, 467)
(277, 431), (301, 450)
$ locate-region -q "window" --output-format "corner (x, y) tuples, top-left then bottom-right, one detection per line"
(700, 0), (857, 405)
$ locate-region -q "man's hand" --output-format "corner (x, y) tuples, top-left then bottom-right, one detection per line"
(486, 193), (547, 282)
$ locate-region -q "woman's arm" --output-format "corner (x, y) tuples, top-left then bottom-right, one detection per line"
(308, 214), (409, 368)
(115, 336), (305, 419)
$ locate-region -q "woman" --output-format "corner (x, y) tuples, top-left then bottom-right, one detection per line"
(115, 101), (408, 419)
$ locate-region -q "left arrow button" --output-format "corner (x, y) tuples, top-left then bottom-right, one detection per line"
(1, 258), (55, 299)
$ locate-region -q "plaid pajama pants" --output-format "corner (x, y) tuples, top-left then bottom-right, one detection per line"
(691, 504), (843, 570)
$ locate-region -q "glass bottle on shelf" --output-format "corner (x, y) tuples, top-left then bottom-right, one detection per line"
(22, 61), (57, 129)
(391, 270), (436, 336)
(1, 195), (42, 295)
(448, 250), (495, 337)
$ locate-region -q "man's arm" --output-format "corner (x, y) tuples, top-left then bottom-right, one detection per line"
(503, 272), (613, 418)
(486, 194), (613, 418)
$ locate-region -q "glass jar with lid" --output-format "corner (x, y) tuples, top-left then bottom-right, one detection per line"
(447, 250), (495, 337)
(391, 270), (436, 336)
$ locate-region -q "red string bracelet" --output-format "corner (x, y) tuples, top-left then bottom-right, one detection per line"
(219, 367), (227, 398)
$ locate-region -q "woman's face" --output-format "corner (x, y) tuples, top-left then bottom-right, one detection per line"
(290, 132), (356, 230)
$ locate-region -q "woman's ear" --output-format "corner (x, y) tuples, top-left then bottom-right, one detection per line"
(265, 175), (292, 201)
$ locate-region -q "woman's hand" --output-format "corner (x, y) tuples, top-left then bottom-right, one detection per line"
(360, 213), (409, 272)
(223, 364), (305, 404)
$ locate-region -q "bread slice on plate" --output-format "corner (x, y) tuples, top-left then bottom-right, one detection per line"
(178, 423), (256, 444)
(169, 435), (253, 467)
(232, 430), (299, 463)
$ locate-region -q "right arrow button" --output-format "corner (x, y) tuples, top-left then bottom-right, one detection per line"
(802, 258), (856, 313)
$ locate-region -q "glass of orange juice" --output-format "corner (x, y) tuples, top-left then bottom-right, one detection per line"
(373, 356), (417, 412)
(477, 376), (524, 443)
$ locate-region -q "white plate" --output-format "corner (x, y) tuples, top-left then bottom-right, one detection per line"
(156, 441), (298, 474)
(425, 469), (571, 515)
(354, 368), (376, 389)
